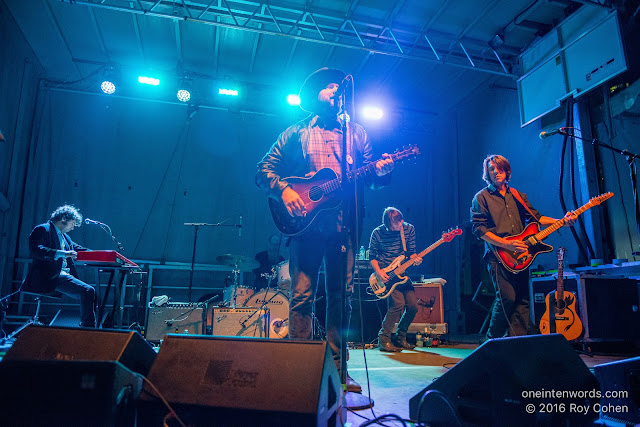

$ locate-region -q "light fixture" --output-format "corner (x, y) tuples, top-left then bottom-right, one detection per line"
(362, 106), (384, 120)
(138, 76), (160, 86)
(177, 78), (192, 102)
(218, 88), (238, 96)
(287, 94), (300, 106)
(100, 66), (118, 94)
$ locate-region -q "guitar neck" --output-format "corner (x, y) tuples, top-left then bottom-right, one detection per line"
(323, 151), (413, 194)
(534, 200), (595, 241)
(395, 239), (444, 274)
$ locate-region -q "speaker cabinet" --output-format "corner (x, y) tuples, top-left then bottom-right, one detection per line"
(211, 307), (269, 337)
(594, 356), (640, 424)
(3, 325), (156, 375)
(409, 334), (599, 426)
(0, 360), (142, 426)
(530, 274), (640, 342)
(146, 302), (206, 341)
(140, 335), (345, 426)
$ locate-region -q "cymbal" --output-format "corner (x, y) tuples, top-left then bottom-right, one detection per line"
(216, 254), (260, 270)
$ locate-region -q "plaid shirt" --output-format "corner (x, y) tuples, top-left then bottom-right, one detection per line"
(256, 114), (388, 232)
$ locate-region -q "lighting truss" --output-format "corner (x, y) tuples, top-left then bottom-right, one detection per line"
(62, 0), (519, 78)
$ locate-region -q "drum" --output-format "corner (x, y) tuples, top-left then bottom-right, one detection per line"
(276, 260), (291, 291)
(223, 286), (254, 306)
(243, 289), (289, 339)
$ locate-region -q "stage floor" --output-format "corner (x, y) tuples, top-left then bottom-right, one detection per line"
(345, 335), (634, 426)
(0, 333), (637, 426)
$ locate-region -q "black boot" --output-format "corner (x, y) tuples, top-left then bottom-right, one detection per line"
(393, 333), (415, 350)
(378, 337), (402, 352)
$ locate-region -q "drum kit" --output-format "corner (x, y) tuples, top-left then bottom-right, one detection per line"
(215, 253), (290, 339)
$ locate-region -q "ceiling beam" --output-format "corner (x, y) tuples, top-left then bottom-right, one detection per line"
(62, 0), (517, 78)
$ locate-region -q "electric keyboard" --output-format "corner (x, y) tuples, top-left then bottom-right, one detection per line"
(76, 250), (139, 268)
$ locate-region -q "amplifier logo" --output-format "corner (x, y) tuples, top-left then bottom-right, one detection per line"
(254, 298), (283, 305)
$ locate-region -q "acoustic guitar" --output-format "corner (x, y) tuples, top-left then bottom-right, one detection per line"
(268, 145), (420, 236)
(539, 247), (583, 341)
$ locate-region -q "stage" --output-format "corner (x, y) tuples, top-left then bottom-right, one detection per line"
(1, 330), (637, 426)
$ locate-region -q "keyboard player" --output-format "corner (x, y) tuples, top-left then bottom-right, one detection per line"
(22, 205), (96, 327)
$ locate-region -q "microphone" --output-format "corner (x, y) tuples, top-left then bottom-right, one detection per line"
(238, 216), (242, 237)
(84, 218), (104, 225)
(337, 75), (352, 92)
(539, 128), (564, 139)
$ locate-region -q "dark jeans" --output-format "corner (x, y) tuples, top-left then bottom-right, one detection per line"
(378, 282), (418, 341)
(55, 274), (97, 327)
(486, 259), (533, 339)
(289, 231), (354, 370)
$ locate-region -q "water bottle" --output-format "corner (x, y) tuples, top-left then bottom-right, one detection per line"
(358, 246), (366, 260)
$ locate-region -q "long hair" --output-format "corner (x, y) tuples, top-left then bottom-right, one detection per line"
(382, 207), (403, 229)
(50, 205), (82, 226)
(482, 154), (511, 185)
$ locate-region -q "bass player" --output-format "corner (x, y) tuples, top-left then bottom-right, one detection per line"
(470, 154), (576, 339)
(369, 207), (422, 352)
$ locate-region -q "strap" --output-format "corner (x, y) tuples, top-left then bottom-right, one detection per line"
(510, 188), (540, 223)
(400, 224), (408, 253)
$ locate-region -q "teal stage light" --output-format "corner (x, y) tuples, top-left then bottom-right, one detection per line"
(218, 88), (238, 96)
(287, 94), (300, 106)
(138, 76), (160, 86)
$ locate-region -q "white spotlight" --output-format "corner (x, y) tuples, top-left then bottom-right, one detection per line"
(362, 106), (383, 120)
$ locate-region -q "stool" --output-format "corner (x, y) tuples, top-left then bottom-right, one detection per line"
(8, 291), (63, 340)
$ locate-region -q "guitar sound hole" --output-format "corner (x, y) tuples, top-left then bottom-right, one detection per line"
(308, 186), (324, 202)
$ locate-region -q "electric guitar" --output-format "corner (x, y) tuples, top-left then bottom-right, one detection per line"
(539, 247), (583, 340)
(369, 228), (462, 299)
(268, 145), (420, 236)
(491, 192), (613, 273)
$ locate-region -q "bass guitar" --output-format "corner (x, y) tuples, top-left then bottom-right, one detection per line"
(491, 192), (613, 273)
(539, 247), (583, 340)
(369, 228), (462, 299)
(268, 145), (420, 236)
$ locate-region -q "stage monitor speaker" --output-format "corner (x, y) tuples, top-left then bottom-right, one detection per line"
(409, 334), (599, 426)
(146, 302), (206, 341)
(0, 360), (142, 426)
(140, 334), (345, 426)
(594, 356), (640, 424)
(3, 324), (156, 375)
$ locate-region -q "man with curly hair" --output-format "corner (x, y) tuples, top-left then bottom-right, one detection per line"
(23, 205), (96, 327)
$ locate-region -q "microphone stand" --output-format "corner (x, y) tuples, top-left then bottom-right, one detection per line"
(556, 129), (640, 254)
(183, 221), (241, 302)
(338, 77), (374, 410)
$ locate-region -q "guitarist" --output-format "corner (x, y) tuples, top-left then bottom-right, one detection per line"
(369, 207), (422, 352)
(470, 155), (576, 340)
(256, 68), (394, 393)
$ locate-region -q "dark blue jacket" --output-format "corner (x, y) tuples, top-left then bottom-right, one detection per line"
(23, 221), (87, 292)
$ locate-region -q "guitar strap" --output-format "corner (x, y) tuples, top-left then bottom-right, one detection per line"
(510, 187), (541, 224)
(399, 224), (408, 253)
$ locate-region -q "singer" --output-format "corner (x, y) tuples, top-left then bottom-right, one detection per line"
(22, 205), (96, 327)
(368, 207), (422, 352)
(470, 155), (576, 340)
(256, 67), (394, 394)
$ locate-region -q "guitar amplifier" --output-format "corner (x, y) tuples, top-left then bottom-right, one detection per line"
(530, 274), (640, 342)
(212, 307), (269, 338)
(146, 303), (206, 341)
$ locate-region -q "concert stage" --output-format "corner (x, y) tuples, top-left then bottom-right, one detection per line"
(0, 329), (637, 426)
